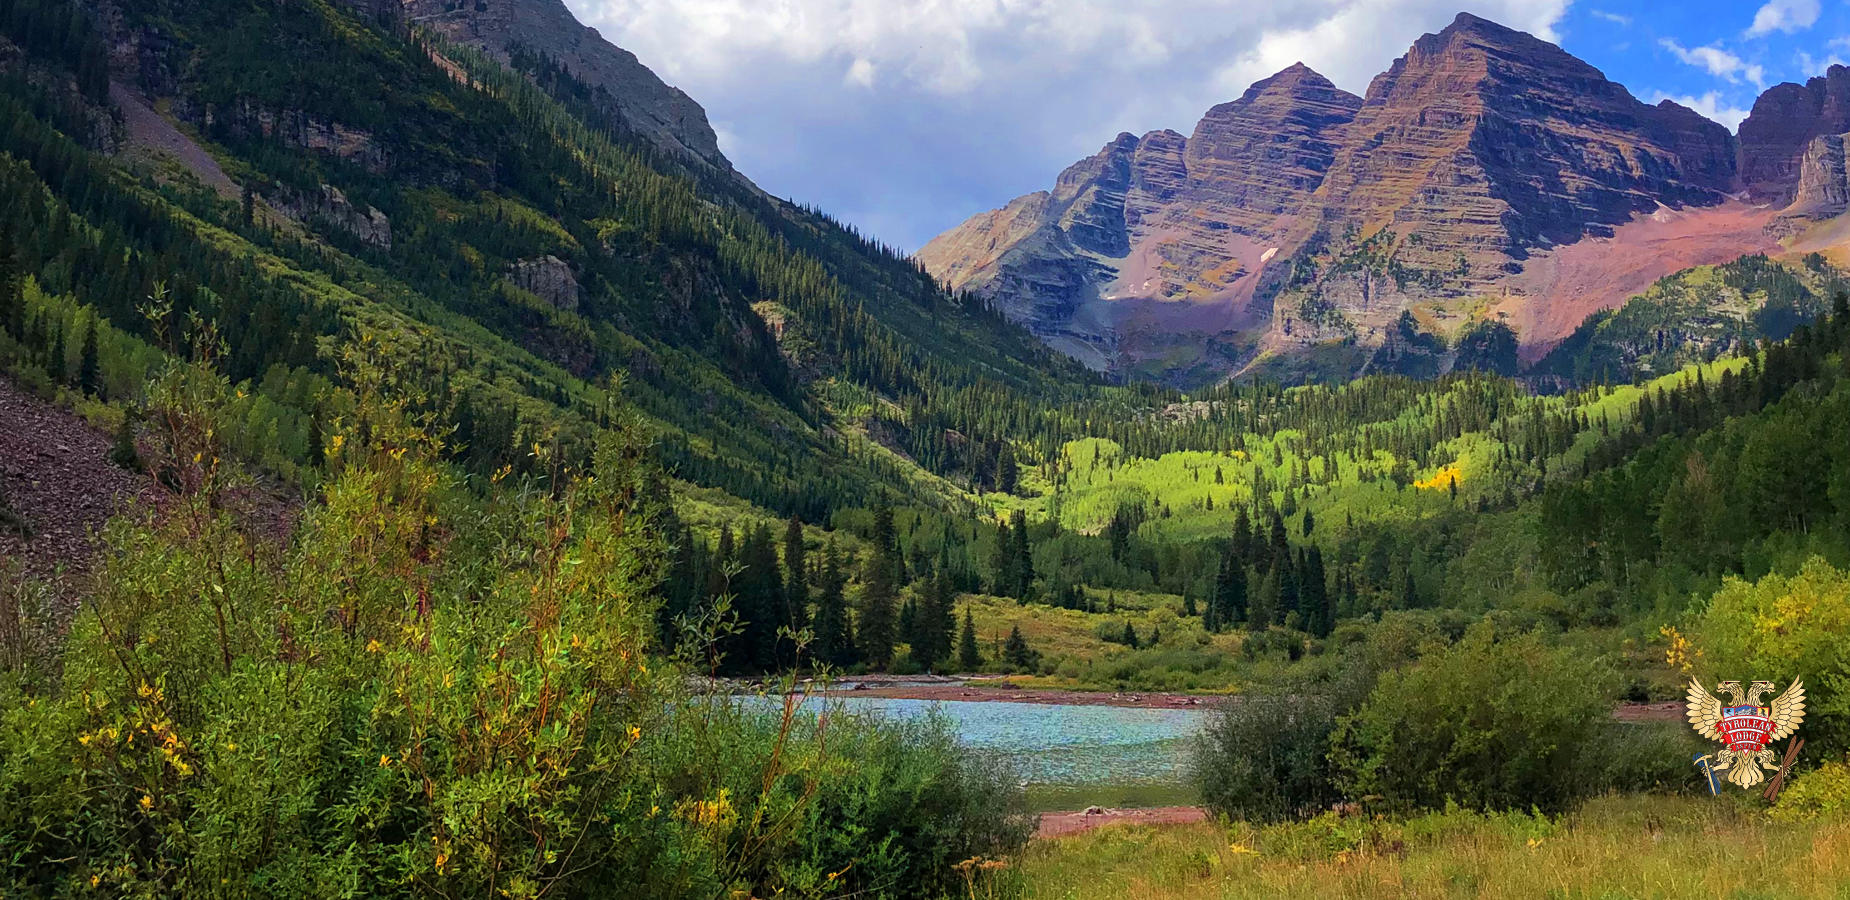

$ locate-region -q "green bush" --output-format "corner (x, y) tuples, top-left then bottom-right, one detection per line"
(1195, 693), (1342, 822)
(1330, 624), (1615, 814)
(0, 360), (1026, 899)
(1697, 556), (1850, 755)
(1769, 759), (1850, 822)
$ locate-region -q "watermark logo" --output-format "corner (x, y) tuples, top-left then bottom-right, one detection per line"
(1687, 678), (1805, 797)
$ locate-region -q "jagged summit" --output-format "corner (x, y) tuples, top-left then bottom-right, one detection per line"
(920, 12), (1748, 386)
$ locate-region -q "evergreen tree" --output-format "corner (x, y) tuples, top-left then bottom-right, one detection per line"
(1213, 552), (1247, 631)
(78, 318), (99, 397)
(1300, 546), (1330, 637)
(996, 444), (1018, 495)
(957, 605), (981, 671)
(1277, 556), (1300, 629)
(1149, 623), (1161, 647)
(782, 516), (810, 662)
(1231, 505), (1252, 563)
(897, 596), (919, 659)
(1002, 625), (1037, 672)
(109, 412), (139, 471)
(991, 516), (1015, 597)
(0, 223), (17, 341)
(1011, 509), (1032, 599)
(859, 505), (900, 669)
(48, 322), (64, 384)
(1301, 508), (1315, 537)
(1121, 621), (1139, 649)
(726, 525), (783, 673)
(812, 540), (855, 668)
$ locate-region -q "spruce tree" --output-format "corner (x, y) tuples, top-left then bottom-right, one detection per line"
(78, 319), (100, 397)
(812, 540), (855, 668)
(110, 413), (139, 471)
(858, 505), (900, 669)
(1003, 625), (1036, 672)
(782, 516), (809, 649)
(957, 606), (981, 671)
(1121, 621), (1139, 649)
(1300, 546), (1330, 637)
(0, 222), (17, 341)
(991, 515), (1015, 597)
(1012, 509), (1032, 599)
(996, 444), (1018, 495)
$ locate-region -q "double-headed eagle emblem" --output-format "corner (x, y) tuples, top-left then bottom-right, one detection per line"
(1686, 678), (1805, 789)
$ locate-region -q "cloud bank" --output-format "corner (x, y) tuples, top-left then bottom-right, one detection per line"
(567, 0), (1573, 250)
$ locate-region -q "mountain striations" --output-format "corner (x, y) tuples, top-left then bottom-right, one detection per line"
(922, 13), (1751, 386)
(1737, 65), (1850, 205)
(917, 64), (1362, 372)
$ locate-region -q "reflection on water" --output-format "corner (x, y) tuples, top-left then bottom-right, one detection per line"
(799, 697), (1209, 809)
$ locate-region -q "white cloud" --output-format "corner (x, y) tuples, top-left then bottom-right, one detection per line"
(1798, 51), (1848, 76)
(564, 0), (1574, 249)
(1651, 91), (1753, 132)
(1591, 10), (1631, 26)
(1660, 39), (1766, 88)
(1746, 0), (1821, 38)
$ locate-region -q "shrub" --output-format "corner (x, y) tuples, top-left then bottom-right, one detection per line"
(1697, 556), (1850, 755)
(1769, 759), (1850, 822)
(1330, 624), (1614, 814)
(1195, 693), (1342, 823)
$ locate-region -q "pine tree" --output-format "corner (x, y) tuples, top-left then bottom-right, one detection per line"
(996, 444), (1018, 495)
(727, 525), (783, 673)
(1121, 621), (1139, 649)
(1300, 546), (1330, 637)
(0, 222), (17, 341)
(897, 596), (919, 659)
(78, 319), (100, 397)
(1231, 505), (1252, 563)
(1213, 552), (1247, 631)
(1149, 623), (1161, 647)
(991, 515), (1015, 597)
(1003, 625), (1037, 672)
(782, 516), (810, 652)
(957, 606), (981, 671)
(1011, 509), (1032, 599)
(48, 322), (65, 384)
(859, 505), (900, 669)
(109, 413), (139, 471)
(812, 540), (855, 668)
(1301, 508), (1315, 537)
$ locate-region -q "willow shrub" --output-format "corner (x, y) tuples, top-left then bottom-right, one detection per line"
(0, 341), (1027, 898)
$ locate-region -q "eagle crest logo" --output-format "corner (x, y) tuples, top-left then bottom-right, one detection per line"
(1686, 678), (1805, 790)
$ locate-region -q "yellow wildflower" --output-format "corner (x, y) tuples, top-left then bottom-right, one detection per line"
(380, 754), (392, 768)
(139, 795), (153, 811)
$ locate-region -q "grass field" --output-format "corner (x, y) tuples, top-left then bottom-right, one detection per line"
(995, 795), (1848, 900)
(959, 591), (1257, 691)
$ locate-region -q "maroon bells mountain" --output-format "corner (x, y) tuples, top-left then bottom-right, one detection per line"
(919, 13), (1784, 386)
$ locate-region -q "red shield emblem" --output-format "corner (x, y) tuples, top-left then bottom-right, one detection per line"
(1719, 706), (1775, 752)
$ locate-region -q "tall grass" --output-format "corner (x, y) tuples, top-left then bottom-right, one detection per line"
(1009, 796), (1850, 900)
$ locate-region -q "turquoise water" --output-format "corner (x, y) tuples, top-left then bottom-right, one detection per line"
(818, 698), (1209, 811)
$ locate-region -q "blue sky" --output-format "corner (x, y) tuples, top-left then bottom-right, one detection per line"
(568, 1), (1850, 253)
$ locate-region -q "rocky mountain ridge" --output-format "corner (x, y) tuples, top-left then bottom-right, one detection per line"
(919, 13), (1789, 386)
(400, 0), (739, 178)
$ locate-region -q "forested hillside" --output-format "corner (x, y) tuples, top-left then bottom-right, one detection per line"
(0, 0), (1090, 527)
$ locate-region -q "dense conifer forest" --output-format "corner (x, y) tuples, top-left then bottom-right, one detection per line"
(9, 0), (1850, 896)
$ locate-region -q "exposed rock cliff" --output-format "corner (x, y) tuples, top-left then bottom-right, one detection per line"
(921, 12), (1743, 385)
(400, 0), (737, 177)
(1738, 66), (1850, 205)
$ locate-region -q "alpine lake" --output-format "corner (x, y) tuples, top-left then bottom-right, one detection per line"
(771, 695), (1210, 812)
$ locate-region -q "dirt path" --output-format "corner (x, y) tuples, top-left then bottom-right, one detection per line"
(1036, 806), (1207, 839)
